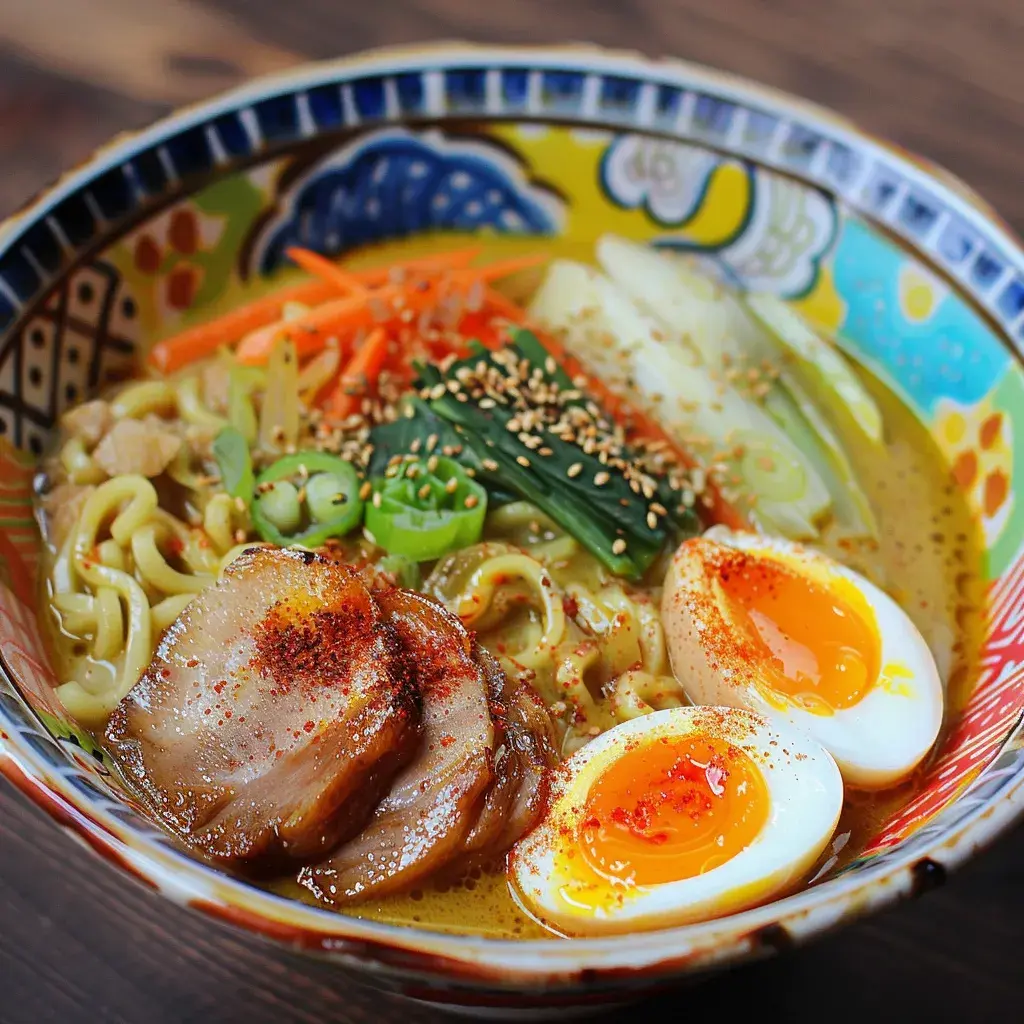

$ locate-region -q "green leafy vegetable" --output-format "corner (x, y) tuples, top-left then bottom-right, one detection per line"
(414, 330), (698, 580)
(212, 426), (255, 502)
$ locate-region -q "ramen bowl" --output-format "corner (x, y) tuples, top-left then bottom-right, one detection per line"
(1, 43), (1023, 1015)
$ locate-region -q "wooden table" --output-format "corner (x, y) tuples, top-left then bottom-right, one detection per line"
(2, 2), (1023, 1021)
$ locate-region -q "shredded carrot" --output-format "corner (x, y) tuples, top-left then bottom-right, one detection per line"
(236, 259), (547, 365)
(147, 280), (337, 374)
(327, 328), (390, 420)
(286, 247), (370, 295)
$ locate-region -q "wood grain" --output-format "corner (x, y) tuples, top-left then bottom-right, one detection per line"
(1, 2), (1023, 1021)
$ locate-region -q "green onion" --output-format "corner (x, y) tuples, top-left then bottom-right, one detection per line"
(365, 456), (487, 562)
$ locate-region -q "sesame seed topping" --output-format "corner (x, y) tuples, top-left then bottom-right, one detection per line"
(482, 458), (499, 472)
(445, 477), (459, 494)
(426, 455), (439, 473)
(647, 511), (658, 530)
(612, 538), (627, 555)
(516, 455), (531, 468)
(567, 463), (583, 478)
(358, 481), (373, 501)
(426, 434), (438, 453)
(464, 494), (479, 509)
(372, 491), (382, 508)
(594, 471), (610, 486)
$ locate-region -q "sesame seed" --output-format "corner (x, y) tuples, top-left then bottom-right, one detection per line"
(538, 447), (553, 456)
(359, 481), (373, 501)
(429, 383), (447, 400)
(612, 538), (627, 555)
(647, 511), (658, 530)
(405, 464), (419, 478)
(516, 455), (531, 468)
(594, 471), (610, 486)
(426, 455), (439, 473)
(567, 463), (583, 478)
(372, 491), (383, 508)
(479, 397), (496, 409)
(545, 356), (557, 375)
(417, 483), (432, 501)
(482, 458), (499, 472)
(445, 477), (459, 494)
(464, 494), (479, 509)
(233, 528), (247, 544)
(650, 501), (668, 516)
(409, 438), (422, 454)
(426, 433), (438, 453)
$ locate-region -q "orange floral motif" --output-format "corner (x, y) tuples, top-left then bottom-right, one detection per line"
(935, 398), (1013, 545)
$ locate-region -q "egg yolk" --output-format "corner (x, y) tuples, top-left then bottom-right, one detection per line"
(579, 734), (769, 887)
(717, 555), (879, 713)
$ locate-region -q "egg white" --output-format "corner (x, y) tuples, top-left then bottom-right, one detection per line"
(510, 706), (843, 936)
(662, 527), (944, 789)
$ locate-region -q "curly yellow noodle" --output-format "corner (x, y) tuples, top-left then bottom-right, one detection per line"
(51, 533), (79, 595)
(92, 586), (124, 661)
(203, 493), (237, 554)
(527, 534), (578, 564)
(607, 668), (687, 721)
(75, 475), (158, 549)
(52, 592), (96, 635)
(151, 593), (194, 632)
(455, 552), (567, 670)
(55, 681), (123, 724)
(97, 539), (126, 572)
(555, 640), (603, 756)
(175, 375), (228, 431)
(111, 381), (177, 419)
(132, 523), (214, 595)
(486, 501), (554, 533)
(149, 509), (219, 575)
(59, 436), (105, 484)
(568, 583), (669, 676)
(69, 556), (151, 705)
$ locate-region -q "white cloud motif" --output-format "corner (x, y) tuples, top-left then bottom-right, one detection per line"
(602, 135), (720, 225)
(710, 173), (837, 297)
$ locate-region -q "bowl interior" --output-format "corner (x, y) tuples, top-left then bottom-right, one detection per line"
(1, 47), (1023, 974)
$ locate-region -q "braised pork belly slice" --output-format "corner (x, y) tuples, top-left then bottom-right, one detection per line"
(457, 647), (557, 864)
(298, 589), (495, 905)
(105, 548), (421, 871)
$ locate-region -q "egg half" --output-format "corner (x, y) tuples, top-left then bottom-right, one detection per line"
(510, 706), (843, 936)
(662, 527), (944, 789)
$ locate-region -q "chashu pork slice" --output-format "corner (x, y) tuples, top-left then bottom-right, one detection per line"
(299, 588), (495, 904)
(457, 647), (557, 865)
(105, 548), (421, 872)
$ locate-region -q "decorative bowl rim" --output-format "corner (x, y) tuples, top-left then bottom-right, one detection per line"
(2, 40), (1023, 994)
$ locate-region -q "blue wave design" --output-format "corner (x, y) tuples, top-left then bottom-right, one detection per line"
(255, 133), (560, 275)
(833, 219), (1007, 413)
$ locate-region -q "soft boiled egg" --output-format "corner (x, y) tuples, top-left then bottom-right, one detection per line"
(510, 706), (842, 936)
(662, 527), (944, 789)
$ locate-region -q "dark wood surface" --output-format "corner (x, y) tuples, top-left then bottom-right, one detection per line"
(2, 2), (1024, 1021)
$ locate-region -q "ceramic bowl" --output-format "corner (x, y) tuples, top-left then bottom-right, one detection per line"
(1, 43), (1023, 1016)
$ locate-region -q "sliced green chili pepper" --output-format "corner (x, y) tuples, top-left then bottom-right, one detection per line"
(252, 451), (364, 547)
(212, 426), (255, 502)
(365, 456), (486, 562)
